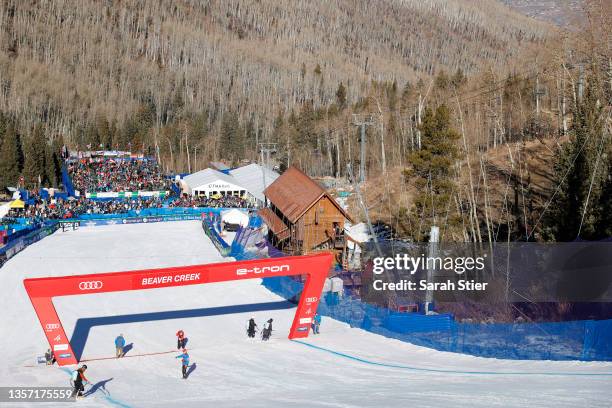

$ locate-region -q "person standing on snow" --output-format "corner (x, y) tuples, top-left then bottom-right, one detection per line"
(312, 313), (322, 334)
(247, 317), (258, 338)
(115, 334), (126, 358)
(175, 348), (190, 379)
(45, 348), (56, 365)
(261, 318), (273, 341)
(176, 330), (187, 350)
(71, 364), (89, 399)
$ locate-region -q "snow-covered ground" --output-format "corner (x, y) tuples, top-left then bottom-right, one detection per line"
(0, 221), (610, 407)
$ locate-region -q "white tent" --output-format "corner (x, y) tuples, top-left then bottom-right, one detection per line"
(229, 163), (279, 205)
(221, 208), (249, 227)
(182, 169), (247, 198)
(0, 202), (10, 218)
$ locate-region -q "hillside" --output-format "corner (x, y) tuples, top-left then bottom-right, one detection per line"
(502, 0), (586, 28)
(0, 0), (551, 140)
(347, 136), (564, 241)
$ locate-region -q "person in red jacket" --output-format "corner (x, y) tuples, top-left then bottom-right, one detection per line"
(176, 330), (187, 349)
(71, 364), (89, 399)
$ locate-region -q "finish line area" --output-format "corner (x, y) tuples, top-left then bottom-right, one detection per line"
(3, 221), (610, 407)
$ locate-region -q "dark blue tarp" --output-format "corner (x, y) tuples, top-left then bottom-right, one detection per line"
(61, 165), (76, 196)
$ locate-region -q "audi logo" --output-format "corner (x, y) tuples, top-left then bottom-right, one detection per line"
(79, 281), (103, 290)
(45, 323), (60, 330)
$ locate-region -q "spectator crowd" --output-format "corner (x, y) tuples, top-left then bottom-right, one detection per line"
(3, 193), (251, 224)
(168, 194), (252, 209)
(68, 158), (171, 193)
(6, 195), (167, 221)
(2, 157), (254, 227)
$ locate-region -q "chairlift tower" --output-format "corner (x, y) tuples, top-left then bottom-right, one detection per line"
(258, 143), (277, 170)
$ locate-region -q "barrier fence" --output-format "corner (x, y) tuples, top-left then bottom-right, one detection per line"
(201, 217), (231, 257)
(0, 222), (59, 268)
(0, 208), (241, 265)
(261, 275), (612, 361)
(223, 223), (612, 362)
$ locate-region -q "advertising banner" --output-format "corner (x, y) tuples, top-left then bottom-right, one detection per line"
(85, 190), (169, 199)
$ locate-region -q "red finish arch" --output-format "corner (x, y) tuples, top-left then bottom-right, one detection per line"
(23, 253), (333, 366)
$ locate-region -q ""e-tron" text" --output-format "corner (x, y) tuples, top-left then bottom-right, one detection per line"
(236, 265), (290, 276)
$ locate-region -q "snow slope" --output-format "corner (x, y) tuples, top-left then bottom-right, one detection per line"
(0, 221), (610, 407)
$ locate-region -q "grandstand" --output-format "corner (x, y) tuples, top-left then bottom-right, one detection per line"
(66, 151), (171, 198)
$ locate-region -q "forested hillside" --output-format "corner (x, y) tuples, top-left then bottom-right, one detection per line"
(0, 0), (609, 243)
(0, 0), (548, 155)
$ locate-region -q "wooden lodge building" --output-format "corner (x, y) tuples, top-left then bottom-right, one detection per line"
(258, 166), (353, 267)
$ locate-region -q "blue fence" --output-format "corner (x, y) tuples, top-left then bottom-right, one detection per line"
(201, 217), (231, 256)
(262, 276), (612, 361)
(73, 207), (227, 221)
(4, 208), (236, 230)
(72, 214), (204, 227)
(0, 222), (59, 268)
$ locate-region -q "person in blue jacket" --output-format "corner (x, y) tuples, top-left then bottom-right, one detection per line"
(115, 334), (126, 358)
(176, 348), (190, 379)
(312, 313), (322, 334)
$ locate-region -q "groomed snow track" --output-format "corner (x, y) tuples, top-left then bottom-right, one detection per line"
(1, 221), (610, 407)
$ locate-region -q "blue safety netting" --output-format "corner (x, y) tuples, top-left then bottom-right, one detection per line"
(61, 165), (76, 197)
(201, 216), (231, 256)
(229, 225), (269, 260)
(66, 207), (230, 221)
(261, 276), (612, 361)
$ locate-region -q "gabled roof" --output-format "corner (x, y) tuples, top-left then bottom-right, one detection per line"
(258, 208), (290, 241)
(182, 168), (242, 190)
(229, 163), (279, 202)
(263, 166), (352, 223)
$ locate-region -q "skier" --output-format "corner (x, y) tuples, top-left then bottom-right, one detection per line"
(247, 317), (258, 338)
(261, 318), (273, 341)
(176, 330), (187, 349)
(71, 364), (89, 399)
(45, 349), (55, 365)
(175, 348), (190, 379)
(312, 313), (322, 334)
(115, 333), (125, 358)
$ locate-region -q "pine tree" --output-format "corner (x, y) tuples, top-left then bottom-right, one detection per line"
(0, 112), (7, 148)
(545, 78), (605, 241)
(295, 100), (315, 148)
(596, 157), (612, 238)
(97, 115), (112, 149)
(45, 139), (62, 188)
(245, 117), (256, 159)
(22, 124), (47, 188)
(402, 104), (460, 240)
(0, 123), (23, 191)
(220, 111), (242, 164)
(335, 82), (347, 109)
